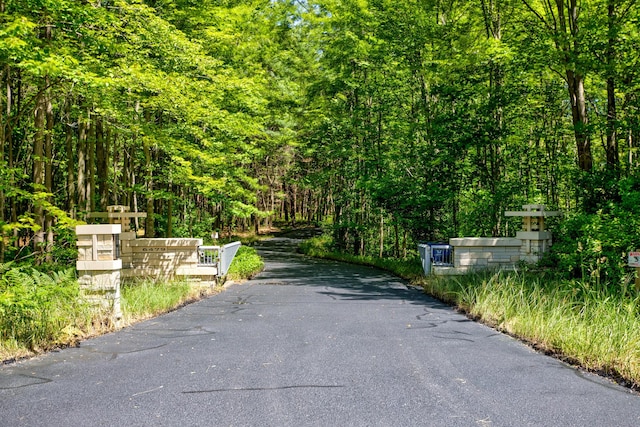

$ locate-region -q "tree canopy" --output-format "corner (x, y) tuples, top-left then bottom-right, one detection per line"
(2, 0), (640, 281)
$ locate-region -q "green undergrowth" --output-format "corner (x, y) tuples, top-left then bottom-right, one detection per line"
(120, 278), (205, 323)
(226, 245), (264, 281)
(300, 235), (640, 390)
(0, 264), (92, 361)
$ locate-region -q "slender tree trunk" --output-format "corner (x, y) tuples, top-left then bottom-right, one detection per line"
(379, 213), (384, 258)
(87, 113), (95, 212)
(143, 132), (154, 237)
(44, 78), (53, 262)
(167, 185), (173, 238)
(605, 0), (618, 173)
(9, 70), (17, 228)
(33, 84), (46, 257)
(33, 17), (53, 260)
(111, 130), (118, 205)
(291, 184), (297, 227)
(0, 65), (7, 261)
(96, 115), (109, 210)
(394, 221), (399, 258)
(77, 110), (88, 213)
(65, 98), (76, 218)
(481, 0), (504, 236)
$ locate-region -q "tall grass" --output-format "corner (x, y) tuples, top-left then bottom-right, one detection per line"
(119, 278), (206, 323)
(120, 246), (264, 323)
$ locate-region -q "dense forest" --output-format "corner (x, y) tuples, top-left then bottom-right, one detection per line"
(2, 0), (640, 283)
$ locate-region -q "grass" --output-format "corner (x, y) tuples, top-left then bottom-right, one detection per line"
(300, 235), (640, 390)
(119, 278), (216, 324)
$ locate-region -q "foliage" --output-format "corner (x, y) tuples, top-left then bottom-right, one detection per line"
(0, 265), (89, 357)
(225, 245), (264, 280)
(543, 178), (640, 286)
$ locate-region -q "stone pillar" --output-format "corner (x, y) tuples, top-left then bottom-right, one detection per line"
(505, 204), (560, 264)
(76, 224), (123, 322)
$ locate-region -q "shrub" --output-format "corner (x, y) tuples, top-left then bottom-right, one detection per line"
(226, 246), (264, 280)
(0, 264), (88, 353)
(542, 207), (640, 290)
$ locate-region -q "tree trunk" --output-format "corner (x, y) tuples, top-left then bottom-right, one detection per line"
(557, 0), (592, 172)
(33, 85), (46, 257)
(96, 115), (109, 210)
(0, 65), (7, 261)
(87, 113), (95, 212)
(566, 69), (592, 171)
(144, 137), (155, 237)
(9, 70), (17, 228)
(44, 78), (53, 263)
(605, 0), (618, 173)
(77, 111), (88, 213)
(379, 213), (384, 258)
(65, 99), (76, 218)
(167, 185), (173, 238)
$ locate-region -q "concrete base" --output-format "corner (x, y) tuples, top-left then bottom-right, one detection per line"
(78, 269), (122, 322)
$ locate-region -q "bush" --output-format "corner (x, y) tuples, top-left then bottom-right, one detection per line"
(0, 264), (89, 354)
(542, 207), (640, 290)
(226, 246), (264, 280)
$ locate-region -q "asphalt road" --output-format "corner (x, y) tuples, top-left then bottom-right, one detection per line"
(1, 237), (640, 426)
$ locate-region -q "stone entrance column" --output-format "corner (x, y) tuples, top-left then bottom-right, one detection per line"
(504, 204), (560, 264)
(76, 224), (123, 323)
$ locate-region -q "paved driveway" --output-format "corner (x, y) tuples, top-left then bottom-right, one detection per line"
(1, 237), (639, 426)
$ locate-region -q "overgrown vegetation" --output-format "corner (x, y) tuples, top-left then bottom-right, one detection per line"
(0, 264), (90, 361)
(300, 235), (640, 390)
(119, 279), (211, 324)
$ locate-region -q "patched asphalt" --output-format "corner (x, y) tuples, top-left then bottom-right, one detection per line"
(1, 237), (639, 426)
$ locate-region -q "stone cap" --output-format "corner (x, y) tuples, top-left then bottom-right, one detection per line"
(76, 259), (122, 271)
(450, 237), (522, 247)
(76, 224), (122, 235)
(504, 204), (560, 217)
(87, 212), (147, 219)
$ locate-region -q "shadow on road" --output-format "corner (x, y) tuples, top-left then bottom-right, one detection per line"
(251, 236), (451, 309)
